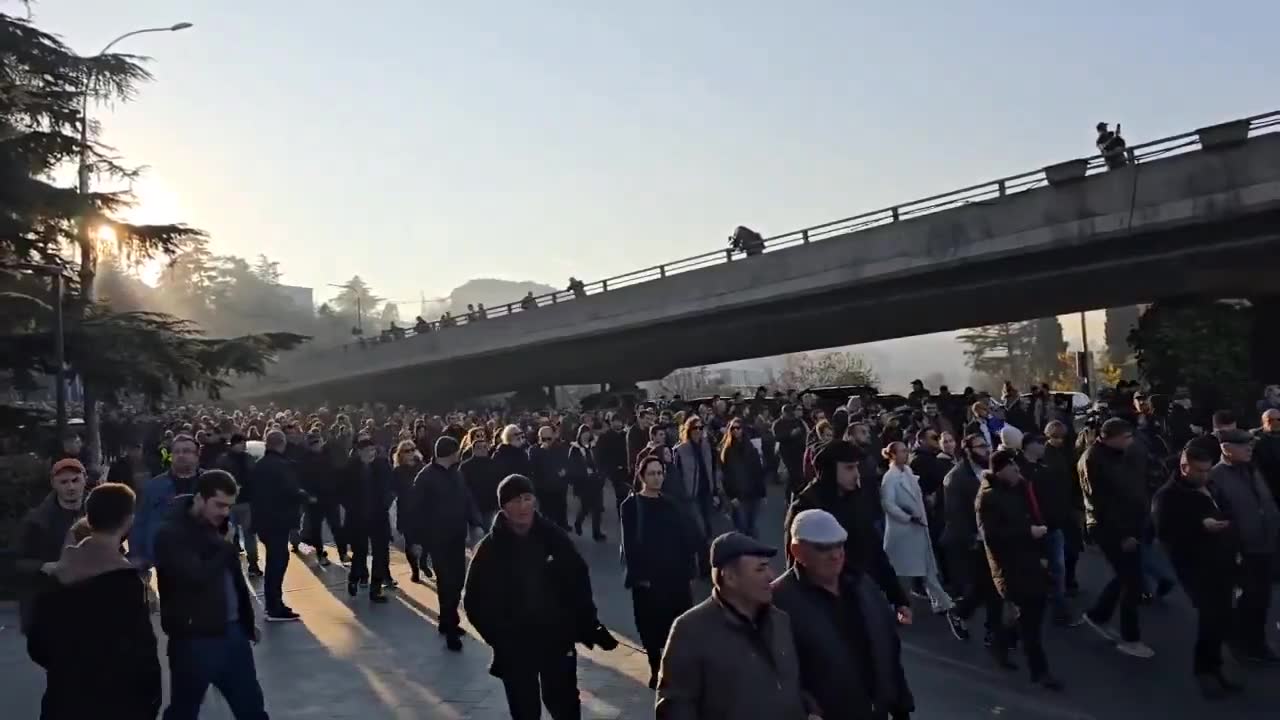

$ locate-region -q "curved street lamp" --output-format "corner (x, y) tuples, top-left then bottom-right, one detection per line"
(77, 22), (194, 197)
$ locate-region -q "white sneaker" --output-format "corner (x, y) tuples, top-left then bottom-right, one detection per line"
(1116, 641), (1155, 659)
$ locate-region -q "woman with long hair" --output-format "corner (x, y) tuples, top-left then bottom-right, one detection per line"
(801, 419), (836, 487)
(881, 441), (968, 640)
(620, 454), (699, 689)
(719, 417), (766, 538)
(391, 440), (427, 584)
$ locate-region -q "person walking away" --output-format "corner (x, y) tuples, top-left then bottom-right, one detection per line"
(130, 435), (201, 576)
(655, 532), (817, 720)
(1153, 445), (1244, 698)
(463, 475), (619, 719)
(299, 430), (346, 567)
(13, 459), (86, 636)
(720, 418), (767, 538)
(27, 483), (161, 719)
(568, 424), (607, 540)
(1078, 419), (1154, 658)
(389, 440), (423, 586)
(1210, 427), (1280, 663)
(620, 456), (699, 688)
(977, 450), (1064, 691)
(774, 510), (915, 720)
(880, 442), (968, 640)
(1019, 433), (1083, 626)
(250, 429), (312, 622)
(461, 428), (502, 531)
(596, 412), (631, 514)
(340, 437), (394, 603)
(942, 434), (1008, 655)
(107, 440), (155, 490)
(154, 470), (268, 719)
(217, 434), (259, 577)
(409, 436), (483, 651)
(530, 426), (572, 530)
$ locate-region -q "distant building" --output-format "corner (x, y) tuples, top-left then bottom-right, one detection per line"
(278, 284), (315, 315)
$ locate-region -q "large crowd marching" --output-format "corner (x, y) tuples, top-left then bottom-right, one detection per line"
(12, 380), (1280, 719)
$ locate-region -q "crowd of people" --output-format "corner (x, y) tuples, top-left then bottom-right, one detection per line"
(11, 379), (1280, 718)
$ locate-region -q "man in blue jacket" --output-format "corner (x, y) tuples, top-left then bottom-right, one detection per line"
(130, 434), (202, 573)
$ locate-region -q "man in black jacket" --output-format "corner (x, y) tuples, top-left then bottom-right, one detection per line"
(463, 475), (617, 720)
(1078, 418), (1152, 658)
(249, 429), (311, 621)
(596, 412), (630, 515)
(773, 404), (809, 501)
(13, 458), (86, 635)
(218, 434), (260, 577)
(340, 436), (394, 603)
(625, 407), (656, 477)
(1043, 421), (1084, 595)
(529, 425), (572, 530)
(1153, 445), (1243, 698)
(1019, 433), (1082, 626)
(910, 429), (950, 577)
(461, 432), (502, 530)
(410, 436), (483, 651)
(154, 471), (268, 719)
(774, 509), (914, 720)
(299, 431), (346, 567)
(941, 434), (1006, 653)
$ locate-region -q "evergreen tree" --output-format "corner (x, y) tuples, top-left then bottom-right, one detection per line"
(957, 321), (1037, 390)
(1028, 317), (1069, 385)
(329, 275), (382, 335)
(1104, 305), (1142, 367)
(252, 254), (281, 285)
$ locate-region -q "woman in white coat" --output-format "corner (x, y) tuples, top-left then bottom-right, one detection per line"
(881, 441), (969, 639)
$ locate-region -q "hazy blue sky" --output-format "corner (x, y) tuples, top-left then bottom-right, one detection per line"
(28, 1), (1280, 345)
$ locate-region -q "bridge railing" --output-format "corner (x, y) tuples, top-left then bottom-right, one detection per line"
(305, 110), (1280, 357)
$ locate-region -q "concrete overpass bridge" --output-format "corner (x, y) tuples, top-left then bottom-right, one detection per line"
(236, 111), (1280, 405)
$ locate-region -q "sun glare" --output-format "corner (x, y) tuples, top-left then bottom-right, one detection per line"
(94, 224), (118, 246)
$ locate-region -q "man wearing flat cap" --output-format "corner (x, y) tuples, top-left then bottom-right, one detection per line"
(1210, 427), (1280, 662)
(656, 531), (819, 720)
(773, 510), (915, 720)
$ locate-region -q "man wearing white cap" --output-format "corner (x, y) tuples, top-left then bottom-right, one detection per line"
(772, 509), (915, 720)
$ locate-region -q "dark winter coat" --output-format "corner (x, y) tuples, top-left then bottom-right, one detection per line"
(1153, 475), (1238, 603)
(1021, 454), (1074, 531)
(392, 462), (422, 531)
(491, 443), (532, 485)
(1079, 441), (1148, 544)
(785, 475), (907, 609)
(27, 538), (161, 720)
(338, 457), (395, 538)
(409, 461), (482, 548)
(463, 512), (604, 676)
(975, 474), (1048, 599)
(1210, 459), (1280, 555)
(461, 454), (503, 514)
(153, 495), (257, 639)
(940, 460), (982, 549)
(625, 424), (649, 474)
(619, 493), (699, 590)
(248, 449), (307, 534)
(298, 447), (339, 502)
(215, 450), (255, 503)
(12, 492), (84, 633)
(771, 567), (914, 720)
(530, 442), (571, 495)
(566, 442), (603, 496)
(909, 446), (950, 497)
(721, 441), (766, 501)
(596, 428), (629, 479)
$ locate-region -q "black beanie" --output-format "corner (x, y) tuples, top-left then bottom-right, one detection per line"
(989, 448), (1018, 474)
(497, 474), (535, 507)
(435, 435), (460, 459)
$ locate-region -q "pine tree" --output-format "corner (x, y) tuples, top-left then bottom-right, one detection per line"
(329, 276), (383, 336)
(1028, 317), (1069, 385)
(1104, 305), (1142, 367)
(957, 321), (1037, 390)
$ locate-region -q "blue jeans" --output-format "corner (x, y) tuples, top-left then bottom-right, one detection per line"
(164, 623), (268, 719)
(1045, 529), (1068, 615)
(1140, 540), (1177, 594)
(732, 499), (762, 538)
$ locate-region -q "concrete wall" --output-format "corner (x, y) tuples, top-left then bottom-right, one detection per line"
(238, 133), (1280, 403)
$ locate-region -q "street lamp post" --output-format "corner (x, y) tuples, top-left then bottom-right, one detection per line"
(74, 21), (191, 470)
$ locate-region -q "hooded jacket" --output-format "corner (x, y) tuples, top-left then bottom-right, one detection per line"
(567, 425), (603, 494)
(27, 536), (161, 720)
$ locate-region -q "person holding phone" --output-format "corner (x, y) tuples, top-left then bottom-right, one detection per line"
(1153, 445), (1242, 699)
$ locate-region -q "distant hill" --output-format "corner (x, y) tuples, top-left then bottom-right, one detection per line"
(442, 278), (557, 315)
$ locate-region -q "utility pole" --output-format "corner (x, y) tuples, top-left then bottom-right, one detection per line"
(1079, 310), (1095, 397)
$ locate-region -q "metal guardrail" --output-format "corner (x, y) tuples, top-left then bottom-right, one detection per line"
(316, 110), (1280, 354)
